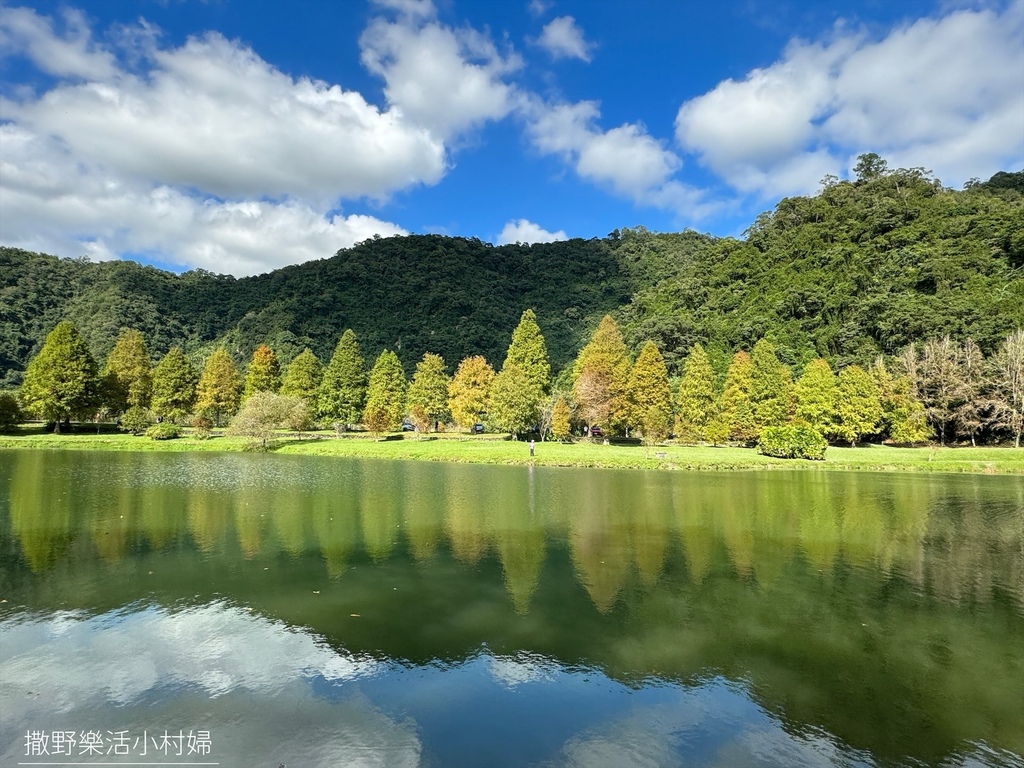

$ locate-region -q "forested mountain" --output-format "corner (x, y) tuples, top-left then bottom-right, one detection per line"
(616, 167), (1024, 374)
(2, 164), (1021, 388)
(1, 236), (629, 387)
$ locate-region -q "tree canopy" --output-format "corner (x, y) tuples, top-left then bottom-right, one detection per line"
(19, 321), (98, 431)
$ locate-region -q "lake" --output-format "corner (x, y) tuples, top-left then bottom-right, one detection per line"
(1, 449), (1022, 767)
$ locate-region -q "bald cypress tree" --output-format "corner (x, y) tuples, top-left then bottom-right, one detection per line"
(448, 355), (495, 431)
(20, 321), (99, 432)
(363, 350), (406, 434)
(103, 329), (152, 413)
(835, 365), (882, 447)
(871, 358), (930, 445)
(243, 344), (281, 400)
(794, 358), (837, 437)
(720, 350), (756, 443)
(280, 348), (324, 403)
(195, 348), (242, 427)
(750, 338), (792, 433)
(502, 309), (551, 395)
(319, 330), (367, 430)
(674, 343), (717, 443)
(572, 315), (631, 433)
(151, 347), (198, 423)
(627, 341), (672, 442)
(407, 353), (451, 431)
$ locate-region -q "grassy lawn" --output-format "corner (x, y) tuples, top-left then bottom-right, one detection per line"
(1, 424), (1022, 474)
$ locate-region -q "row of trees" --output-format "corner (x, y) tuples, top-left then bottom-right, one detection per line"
(560, 318), (1022, 447)
(9, 313), (1024, 447)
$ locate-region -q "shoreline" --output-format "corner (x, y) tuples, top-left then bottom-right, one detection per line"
(1, 429), (1023, 475)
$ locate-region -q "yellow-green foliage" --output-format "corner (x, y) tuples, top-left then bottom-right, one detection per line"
(103, 329), (152, 412)
(627, 341), (672, 441)
(795, 358), (837, 436)
(363, 350), (406, 433)
(573, 315), (631, 432)
(280, 348), (323, 403)
(195, 348), (242, 426)
(448, 355), (495, 430)
(19, 321), (98, 430)
(243, 344), (281, 399)
(675, 343), (717, 442)
(151, 347), (197, 423)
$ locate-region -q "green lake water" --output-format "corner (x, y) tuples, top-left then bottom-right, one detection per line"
(1, 449), (1022, 767)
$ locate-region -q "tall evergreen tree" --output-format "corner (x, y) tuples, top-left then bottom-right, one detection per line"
(871, 358), (930, 445)
(502, 309), (551, 394)
(151, 347), (198, 423)
(195, 348), (242, 426)
(835, 365), (882, 446)
(794, 359), (837, 437)
(572, 315), (631, 433)
(627, 341), (672, 441)
(280, 348), (324, 403)
(20, 321), (98, 432)
(363, 350), (406, 434)
(407, 353), (451, 431)
(243, 344), (281, 400)
(719, 350), (756, 442)
(488, 366), (537, 438)
(551, 396), (571, 441)
(102, 329), (152, 413)
(750, 338), (792, 433)
(448, 355), (495, 431)
(319, 330), (367, 430)
(674, 343), (717, 443)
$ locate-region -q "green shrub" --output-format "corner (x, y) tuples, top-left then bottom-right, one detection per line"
(191, 414), (213, 439)
(145, 422), (181, 440)
(120, 406), (154, 435)
(757, 425), (827, 460)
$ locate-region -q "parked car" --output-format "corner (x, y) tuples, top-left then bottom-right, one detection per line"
(589, 425), (604, 437)
(402, 422), (416, 432)
(472, 423), (485, 434)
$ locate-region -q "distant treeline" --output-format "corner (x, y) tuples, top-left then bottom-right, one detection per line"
(5, 305), (1022, 449)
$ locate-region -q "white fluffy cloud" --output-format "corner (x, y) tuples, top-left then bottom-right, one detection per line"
(537, 16), (593, 62)
(1, 16), (446, 204)
(497, 218), (567, 244)
(675, 2), (1024, 197)
(525, 99), (709, 216)
(360, 5), (522, 141)
(0, 129), (407, 276)
(0, 605), (421, 766)
(0, 7), (447, 274)
(0, 5), (117, 79)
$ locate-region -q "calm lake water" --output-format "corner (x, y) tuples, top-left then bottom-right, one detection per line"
(1, 449), (1022, 768)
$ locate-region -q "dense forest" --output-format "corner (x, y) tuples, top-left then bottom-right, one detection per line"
(2, 161), (1022, 391)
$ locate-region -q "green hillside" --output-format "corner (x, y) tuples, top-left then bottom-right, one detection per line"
(618, 167), (1024, 373)
(2, 164), (1021, 387)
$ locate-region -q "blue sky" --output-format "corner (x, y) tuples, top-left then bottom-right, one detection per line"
(1, 0), (1021, 275)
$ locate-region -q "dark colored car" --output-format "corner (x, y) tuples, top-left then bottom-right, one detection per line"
(472, 423), (485, 434)
(402, 422), (416, 431)
(589, 425), (604, 437)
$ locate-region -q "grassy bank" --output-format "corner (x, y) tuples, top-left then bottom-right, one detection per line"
(1, 426), (1023, 474)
